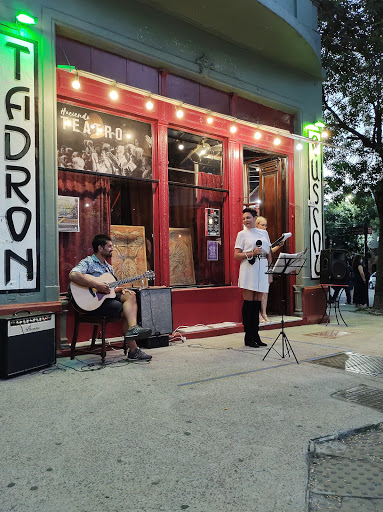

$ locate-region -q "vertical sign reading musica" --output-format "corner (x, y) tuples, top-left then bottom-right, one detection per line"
(307, 127), (323, 279)
(0, 30), (39, 292)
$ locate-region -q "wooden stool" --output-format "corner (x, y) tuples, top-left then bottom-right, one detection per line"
(70, 310), (127, 363)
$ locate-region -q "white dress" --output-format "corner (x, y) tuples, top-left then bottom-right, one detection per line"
(235, 227), (271, 293)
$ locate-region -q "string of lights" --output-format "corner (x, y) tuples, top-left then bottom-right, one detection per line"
(59, 67), (337, 151)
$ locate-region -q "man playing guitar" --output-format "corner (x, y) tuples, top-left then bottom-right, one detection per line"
(69, 233), (152, 361)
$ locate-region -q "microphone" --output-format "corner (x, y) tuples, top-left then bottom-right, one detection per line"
(248, 240), (262, 265)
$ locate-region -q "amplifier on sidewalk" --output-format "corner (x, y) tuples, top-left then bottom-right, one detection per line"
(134, 287), (172, 349)
(0, 312), (56, 378)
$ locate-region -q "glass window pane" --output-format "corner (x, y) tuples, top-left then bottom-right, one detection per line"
(110, 178), (154, 279)
(58, 171), (154, 292)
(168, 128), (223, 187)
(169, 184), (227, 286)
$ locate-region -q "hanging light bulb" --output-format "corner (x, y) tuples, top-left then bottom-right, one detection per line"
(273, 137), (281, 145)
(176, 105), (184, 118)
(146, 95), (154, 110)
(254, 131), (261, 140)
(65, 120), (72, 127)
(321, 130), (329, 139)
(126, 133), (132, 140)
(109, 83), (119, 100)
(178, 142), (184, 150)
(230, 123), (237, 133)
(296, 143), (303, 151)
(72, 72), (80, 90)
(206, 112), (213, 124)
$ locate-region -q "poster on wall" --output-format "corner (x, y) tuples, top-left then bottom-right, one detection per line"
(110, 225), (148, 286)
(0, 30), (40, 292)
(57, 102), (153, 178)
(205, 208), (220, 236)
(169, 228), (196, 285)
(207, 240), (219, 261)
(58, 196), (79, 232)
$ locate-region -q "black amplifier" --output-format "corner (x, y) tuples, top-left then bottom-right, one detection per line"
(0, 312), (56, 378)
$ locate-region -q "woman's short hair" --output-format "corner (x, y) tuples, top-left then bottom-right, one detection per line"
(242, 207), (257, 217)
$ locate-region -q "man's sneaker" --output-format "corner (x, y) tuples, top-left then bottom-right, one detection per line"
(124, 325), (151, 340)
(127, 348), (152, 362)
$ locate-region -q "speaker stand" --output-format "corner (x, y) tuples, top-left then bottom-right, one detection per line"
(319, 285), (347, 326)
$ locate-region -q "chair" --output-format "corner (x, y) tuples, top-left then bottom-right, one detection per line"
(70, 309), (127, 363)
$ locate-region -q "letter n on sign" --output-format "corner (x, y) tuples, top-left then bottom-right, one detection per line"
(0, 30), (39, 292)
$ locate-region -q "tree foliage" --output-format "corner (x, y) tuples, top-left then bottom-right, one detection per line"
(319, 0), (383, 308)
(324, 197), (377, 254)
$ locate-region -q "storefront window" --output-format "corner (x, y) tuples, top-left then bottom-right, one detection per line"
(57, 102), (155, 292)
(168, 128), (223, 187)
(168, 129), (226, 286)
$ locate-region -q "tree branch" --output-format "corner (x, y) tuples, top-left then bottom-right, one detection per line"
(322, 92), (376, 150)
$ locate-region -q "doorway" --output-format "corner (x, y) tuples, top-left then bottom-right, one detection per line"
(243, 147), (289, 314)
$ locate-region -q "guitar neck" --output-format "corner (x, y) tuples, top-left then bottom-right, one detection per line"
(109, 274), (145, 289)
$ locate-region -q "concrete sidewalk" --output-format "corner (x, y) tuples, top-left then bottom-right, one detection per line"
(1, 305), (383, 512)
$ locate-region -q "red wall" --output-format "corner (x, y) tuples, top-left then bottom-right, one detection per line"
(171, 287), (243, 328)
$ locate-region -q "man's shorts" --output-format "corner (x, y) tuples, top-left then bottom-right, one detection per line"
(93, 297), (123, 319)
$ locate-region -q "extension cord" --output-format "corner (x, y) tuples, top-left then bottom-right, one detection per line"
(178, 325), (211, 333)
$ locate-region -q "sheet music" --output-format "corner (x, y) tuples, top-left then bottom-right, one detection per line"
(270, 232), (292, 248)
(270, 249), (307, 274)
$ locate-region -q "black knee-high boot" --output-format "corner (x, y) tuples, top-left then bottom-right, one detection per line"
(251, 301), (267, 347)
(242, 300), (259, 347)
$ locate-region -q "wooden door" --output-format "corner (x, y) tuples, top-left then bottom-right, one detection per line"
(259, 158), (287, 314)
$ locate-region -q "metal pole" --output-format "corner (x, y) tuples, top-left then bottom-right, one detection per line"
(364, 221), (369, 307)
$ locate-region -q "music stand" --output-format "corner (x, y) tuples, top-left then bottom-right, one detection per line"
(262, 249), (307, 365)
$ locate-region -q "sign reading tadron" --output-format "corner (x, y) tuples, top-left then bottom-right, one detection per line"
(0, 31), (39, 292)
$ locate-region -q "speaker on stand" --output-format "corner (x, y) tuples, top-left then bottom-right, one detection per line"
(320, 249), (349, 284)
(134, 287), (173, 348)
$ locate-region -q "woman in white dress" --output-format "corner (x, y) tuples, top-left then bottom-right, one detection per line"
(234, 208), (271, 348)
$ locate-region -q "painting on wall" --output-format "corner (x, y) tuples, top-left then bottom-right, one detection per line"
(110, 225), (148, 286)
(169, 228), (196, 286)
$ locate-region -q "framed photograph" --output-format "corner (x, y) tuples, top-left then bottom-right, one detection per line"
(57, 102), (153, 178)
(205, 208), (220, 236)
(169, 228), (196, 285)
(110, 225), (148, 286)
(58, 196), (79, 232)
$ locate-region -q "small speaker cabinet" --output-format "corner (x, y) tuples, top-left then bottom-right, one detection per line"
(320, 249), (348, 284)
(0, 312), (56, 378)
(134, 287), (173, 349)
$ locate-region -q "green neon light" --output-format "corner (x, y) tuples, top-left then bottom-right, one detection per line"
(303, 123), (319, 133)
(57, 65), (76, 72)
(16, 13), (38, 25)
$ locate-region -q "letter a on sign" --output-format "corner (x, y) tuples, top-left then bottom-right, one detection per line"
(0, 30), (39, 292)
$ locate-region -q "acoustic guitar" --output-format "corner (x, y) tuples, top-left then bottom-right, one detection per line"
(69, 270), (155, 311)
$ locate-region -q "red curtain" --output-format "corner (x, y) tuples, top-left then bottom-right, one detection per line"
(58, 171), (110, 292)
